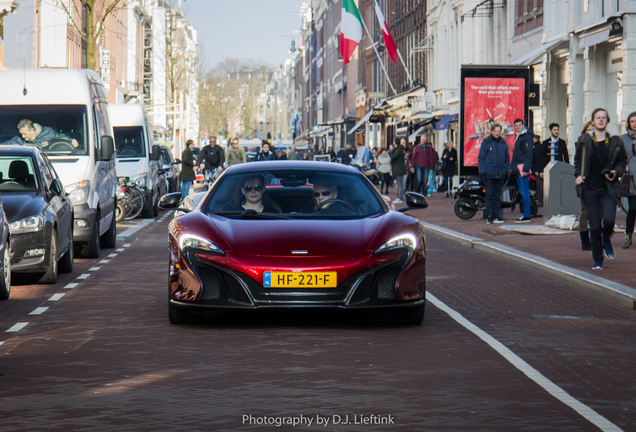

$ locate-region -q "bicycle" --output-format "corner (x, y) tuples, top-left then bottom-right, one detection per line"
(116, 177), (145, 222)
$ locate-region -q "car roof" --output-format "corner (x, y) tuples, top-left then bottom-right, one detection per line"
(0, 146), (40, 157)
(225, 161), (361, 175)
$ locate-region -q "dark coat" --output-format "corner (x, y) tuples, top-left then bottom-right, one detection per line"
(196, 144), (225, 170)
(533, 138), (569, 174)
(574, 133), (627, 200)
(411, 144), (439, 169)
(180, 147), (196, 181)
(337, 147), (356, 165)
(478, 136), (510, 179)
(388, 145), (407, 176)
(441, 148), (457, 176)
(255, 151), (277, 161)
(2, 123), (72, 147)
(511, 130), (534, 174)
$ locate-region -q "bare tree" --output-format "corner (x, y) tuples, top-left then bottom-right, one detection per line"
(55, 0), (124, 71)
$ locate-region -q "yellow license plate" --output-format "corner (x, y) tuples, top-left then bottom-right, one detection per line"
(264, 272), (337, 288)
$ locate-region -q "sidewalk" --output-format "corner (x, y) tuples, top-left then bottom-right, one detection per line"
(394, 188), (636, 307)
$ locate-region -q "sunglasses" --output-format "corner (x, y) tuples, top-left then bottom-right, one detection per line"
(243, 184), (263, 192)
(313, 191), (333, 198)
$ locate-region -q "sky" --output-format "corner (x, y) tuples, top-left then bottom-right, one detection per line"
(181, 0), (308, 70)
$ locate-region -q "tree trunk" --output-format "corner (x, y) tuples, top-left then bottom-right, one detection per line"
(85, 3), (97, 71)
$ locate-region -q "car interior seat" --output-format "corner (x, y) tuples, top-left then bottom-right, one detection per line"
(9, 160), (36, 188)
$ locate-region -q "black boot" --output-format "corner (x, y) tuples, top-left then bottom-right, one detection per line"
(580, 231), (591, 251)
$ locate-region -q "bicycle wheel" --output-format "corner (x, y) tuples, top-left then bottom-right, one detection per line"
(124, 187), (144, 220)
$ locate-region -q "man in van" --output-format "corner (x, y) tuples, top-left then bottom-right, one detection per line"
(196, 136), (225, 188)
(2, 119), (79, 148)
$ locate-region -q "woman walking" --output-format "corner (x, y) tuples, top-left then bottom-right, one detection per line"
(442, 141), (457, 197)
(619, 112), (636, 248)
(180, 139), (196, 199)
(377, 148), (392, 194)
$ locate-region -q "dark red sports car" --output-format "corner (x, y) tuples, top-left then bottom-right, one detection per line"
(161, 161), (428, 325)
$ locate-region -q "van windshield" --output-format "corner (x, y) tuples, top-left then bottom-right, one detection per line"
(0, 105), (89, 156)
(114, 126), (146, 158)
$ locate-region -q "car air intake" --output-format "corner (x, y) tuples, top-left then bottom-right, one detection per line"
(195, 262), (229, 300)
(373, 264), (401, 299)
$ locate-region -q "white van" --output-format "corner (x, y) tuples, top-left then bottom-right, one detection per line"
(0, 69), (118, 258)
(109, 104), (161, 218)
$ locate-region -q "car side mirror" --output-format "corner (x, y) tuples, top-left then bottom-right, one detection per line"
(151, 144), (161, 161)
(159, 192), (183, 209)
(100, 136), (115, 161)
(397, 192), (428, 212)
(51, 178), (64, 196)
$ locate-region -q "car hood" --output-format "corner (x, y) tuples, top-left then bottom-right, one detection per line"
(2, 192), (44, 222)
(210, 215), (386, 257)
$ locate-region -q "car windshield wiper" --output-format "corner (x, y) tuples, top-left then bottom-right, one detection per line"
(211, 210), (290, 219)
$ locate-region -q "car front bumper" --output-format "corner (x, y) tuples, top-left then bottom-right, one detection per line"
(72, 203), (97, 245)
(10, 230), (52, 273)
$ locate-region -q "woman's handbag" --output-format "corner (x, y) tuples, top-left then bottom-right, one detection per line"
(435, 160), (444, 172)
(620, 154), (635, 197)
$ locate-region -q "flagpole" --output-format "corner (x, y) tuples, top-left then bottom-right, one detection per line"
(359, 13), (397, 95)
(396, 49), (414, 88)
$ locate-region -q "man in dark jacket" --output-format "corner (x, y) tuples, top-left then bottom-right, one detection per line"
(511, 119), (534, 222)
(196, 136), (225, 189)
(180, 140), (196, 199)
(533, 123), (569, 205)
(255, 140), (277, 161)
(3, 119), (79, 148)
(389, 137), (407, 203)
(574, 108), (627, 269)
(337, 143), (356, 165)
(478, 124), (510, 224)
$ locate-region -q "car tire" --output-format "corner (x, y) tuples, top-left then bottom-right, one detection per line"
(390, 303), (425, 325)
(0, 242), (11, 300)
(169, 301), (202, 325)
(101, 212), (117, 249)
(38, 232), (58, 284)
(58, 234), (74, 274)
(141, 192), (154, 218)
(81, 216), (100, 259)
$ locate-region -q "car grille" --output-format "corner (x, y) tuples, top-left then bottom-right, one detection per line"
(194, 262), (229, 300)
(373, 264), (401, 300)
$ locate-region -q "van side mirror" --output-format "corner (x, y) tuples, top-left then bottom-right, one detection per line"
(151, 144), (161, 161)
(51, 178), (64, 196)
(100, 136), (115, 161)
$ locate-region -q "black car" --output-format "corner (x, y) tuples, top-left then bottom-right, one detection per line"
(159, 144), (180, 193)
(0, 197), (10, 299)
(0, 147), (74, 284)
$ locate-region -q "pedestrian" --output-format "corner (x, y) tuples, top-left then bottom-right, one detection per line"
(288, 147), (300, 160)
(577, 122), (594, 251)
(442, 141), (457, 197)
(180, 139), (196, 199)
(619, 112), (636, 249)
(574, 108), (627, 269)
(511, 119), (535, 222)
(278, 148), (288, 160)
(478, 124), (510, 224)
(377, 148), (392, 194)
(255, 140), (277, 161)
(225, 137), (246, 167)
(410, 136), (439, 196)
(196, 136), (225, 189)
(389, 137), (407, 203)
(405, 143), (415, 191)
(328, 146), (336, 161)
(533, 123), (570, 206)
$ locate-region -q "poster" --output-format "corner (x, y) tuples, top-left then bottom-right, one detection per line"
(462, 77), (526, 167)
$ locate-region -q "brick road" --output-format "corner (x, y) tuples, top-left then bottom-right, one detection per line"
(0, 214), (634, 431)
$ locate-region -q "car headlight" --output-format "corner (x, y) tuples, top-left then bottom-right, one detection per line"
(9, 215), (44, 234)
(374, 233), (417, 257)
(134, 173), (148, 188)
(65, 180), (91, 205)
(179, 234), (224, 255)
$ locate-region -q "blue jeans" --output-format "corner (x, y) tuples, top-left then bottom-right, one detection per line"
(485, 178), (505, 219)
(517, 174), (531, 218)
(180, 180), (192, 199)
(416, 166), (430, 195)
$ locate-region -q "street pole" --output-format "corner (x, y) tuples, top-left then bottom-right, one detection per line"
(396, 48), (413, 88)
(359, 13), (397, 95)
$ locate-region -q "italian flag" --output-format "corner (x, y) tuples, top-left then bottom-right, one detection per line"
(340, 0), (363, 65)
(373, 0), (398, 63)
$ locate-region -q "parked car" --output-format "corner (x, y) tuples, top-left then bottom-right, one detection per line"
(0, 146), (74, 284)
(160, 161), (429, 325)
(0, 196), (10, 299)
(159, 145), (180, 193)
(110, 103), (162, 218)
(0, 69), (118, 258)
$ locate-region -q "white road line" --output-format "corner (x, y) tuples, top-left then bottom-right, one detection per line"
(89, 267), (101, 271)
(116, 248), (125, 252)
(123, 244), (131, 247)
(99, 260), (111, 264)
(0, 341), (4, 346)
(64, 283), (78, 289)
(107, 253), (118, 258)
(426, 292), (623, 432)
(29, 307), (49, 315)
(48, 293), (65, 301)
(77, 274), (90, 280)
(6, 322), (28, 332)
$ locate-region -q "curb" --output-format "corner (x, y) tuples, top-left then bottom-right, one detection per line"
(420, 221), (636, 309)
(116, 218), (156, 241)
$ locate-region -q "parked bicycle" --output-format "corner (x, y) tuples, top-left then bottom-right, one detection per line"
(115, 177), (145, 222)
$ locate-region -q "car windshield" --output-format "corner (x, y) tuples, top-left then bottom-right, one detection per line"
(114, 126), (146, 158)
(205, 169), (385, 220)
(160, 147), (173, 166)
(0, 105), (89, 156)
(0, 156), (39, 192)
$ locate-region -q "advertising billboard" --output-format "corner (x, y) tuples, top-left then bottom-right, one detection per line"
(459, 66), (530, 176)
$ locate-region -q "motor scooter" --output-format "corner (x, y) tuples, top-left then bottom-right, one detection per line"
(453, 175), (538, 220)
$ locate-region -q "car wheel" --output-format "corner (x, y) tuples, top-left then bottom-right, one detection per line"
(58, 233), (74, 274)
(0, 242), (11, 300)
(38, 232), (58, 284)
(81, 216), (100, 259)
(390, 303), (425, 325)
(169, 302), (202, 325)
(101, 212), (117, 249)
(115, 202), (125, 223)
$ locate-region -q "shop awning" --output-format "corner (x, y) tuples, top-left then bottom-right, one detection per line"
(436, 113), (458, 131)
(513, 38), (565, 66)
(579, 26), (610, 49)
(347, 111), (373, 135)
(408, 126), (426, 142)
